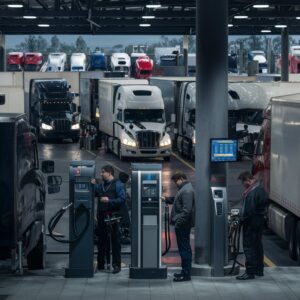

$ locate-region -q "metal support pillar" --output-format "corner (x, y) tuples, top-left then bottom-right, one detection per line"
(267, 38), (272, 74)
(281, 27), (289, 82)
(238, 41), (244, 74)
(0, 34), (5, 72)
(195, 0), (228, 271)
(183, 35), (189, 76)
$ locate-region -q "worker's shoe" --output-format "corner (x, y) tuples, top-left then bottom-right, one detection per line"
(112, 266), (121, 274)
(173, 275), (191, 282)
(255, 270), (264, 277)
(236, 273), (255, 280)
(173, 272), (184, 278)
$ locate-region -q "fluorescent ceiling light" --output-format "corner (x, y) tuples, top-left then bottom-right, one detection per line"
(297, 17), (300, 20)
(234, 15), (248, 19)
(8, 4), (23, 8)
(275, 24), (287, 28)
(139, 23), (151, 27)
(142, 15), (155, 19)
(261, 30), (271, 33)
(228, 24), (234, 27)
(253, 4), (270, 8)
(23, 16), (37, 19)
(38, 24), (50, 27)
(146, 4), (161, 8)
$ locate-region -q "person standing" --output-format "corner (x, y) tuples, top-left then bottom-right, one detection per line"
(236, 171), (268, 280)
(164, 171), (195, 282)
(92, 165), (125, 274)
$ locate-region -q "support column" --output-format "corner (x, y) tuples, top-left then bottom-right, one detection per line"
(0, 34), (5, 72)
(238, 41), (244, 74)
(267, 38), (272, 74)
(183, 35), (189, 76)
(281, 27), (289, 82)
(194, 0), (228, 267)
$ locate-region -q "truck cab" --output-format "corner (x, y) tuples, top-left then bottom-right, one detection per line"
(135, 56), (153, 79)
(71, 53), (86, 71)
(110, 53), (131, 76)
(0, 113), (60, 271)
(248, 50), (268, 74)
(7, 52), (24, 71)
(90, 51), (106, 70)
(29, 79), (80, 142)
(24, 52), (43, 71)
(47, 53), (67, 72)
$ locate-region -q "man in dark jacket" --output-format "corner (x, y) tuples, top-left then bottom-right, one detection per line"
(92, 165), (125, 274)
(165, 171), (195, 282)
(236, 171), (268, 280)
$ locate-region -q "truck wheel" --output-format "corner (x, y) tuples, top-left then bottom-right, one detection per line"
(296, 221), (300, 263)
(27, 232), (46, 270)
(163, 156), (171, 162)
(288, 219), (297, 260)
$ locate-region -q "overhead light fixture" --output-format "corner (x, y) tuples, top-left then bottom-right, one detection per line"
(261, 29), (271, 33)
(228, 24), (234, 27)
(146, 2), (161, 9)
(23, 16), (37, 19)
(8, 4), (23, 8)
(139, 23), (151, 27)
(297, 17), (300, 20)
(275, 24), (287, 28)
(38, 24), (50, 27)
(253, 4), (270, 9)
(142, 15), (155, 19)
(234, 15), (248, 19)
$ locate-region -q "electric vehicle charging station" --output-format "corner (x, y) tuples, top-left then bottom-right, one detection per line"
(130, 163), (167, 279)
(65, 161), (95, 278)
(209, 139), (237, 276)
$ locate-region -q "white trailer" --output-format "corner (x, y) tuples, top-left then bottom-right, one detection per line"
(98, 79), (171, 161)
(71, 53), (86, 71)
(47, 53), (67, 72)
(0, 72), (24, 114)
(110, 53), (131, 76)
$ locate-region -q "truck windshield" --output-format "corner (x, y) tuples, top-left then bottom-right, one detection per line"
(42, 102), (72, 112)
(124, 109), (165, 123)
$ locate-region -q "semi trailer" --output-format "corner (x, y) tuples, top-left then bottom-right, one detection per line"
(252, 93), (300, 262)
(98, 79), (171, 161)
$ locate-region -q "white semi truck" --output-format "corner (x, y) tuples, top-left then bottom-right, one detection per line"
(253, 93), (300, 262)
(98, 79), (172, 161)
(47, 53), (67, 72)
(71, 53), (86, 71)
(110, 53), (131, 76)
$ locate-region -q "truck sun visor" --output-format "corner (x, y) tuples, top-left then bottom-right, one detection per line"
(133, 90), (152, 96)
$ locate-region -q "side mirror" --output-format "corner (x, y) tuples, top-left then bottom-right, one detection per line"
(41, 160), (55, 173)
(171, 114), (176, 123)
(77, 106), (81, 113)
(72, 103), (76, 112)
(30, 126), (37, 135)
(68, 85), (72, 89)
(166, 127), (171, 133)
(184, 112), (189, 122)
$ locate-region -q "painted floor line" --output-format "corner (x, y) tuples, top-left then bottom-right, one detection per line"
(264, 255), (276, 267)
(171, 152), (195, 171)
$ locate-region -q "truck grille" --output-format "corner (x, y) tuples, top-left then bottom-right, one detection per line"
(54, 119), (71, 131)
(137, 131), (160, 149)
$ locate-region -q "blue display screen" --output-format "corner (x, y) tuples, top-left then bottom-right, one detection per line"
(211, 139), (237, 162)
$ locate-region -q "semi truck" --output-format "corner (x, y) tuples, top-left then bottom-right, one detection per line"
(7, 52), (24, 71)
(24, 52), (43, 71)
(98, 79), (172, 161)
(0, 113), (59, 271)
(47, 53), (67, 72)
(70, 53), (86, 71)
(110, 53), (131, 76)
(29, 78), (80, 142)
(130, 53), (153, 79)
(89, 51), (107, 70)
(277, 46), (300, 74)
(248, 50), (268, 74)
(252, 93), (300, 262)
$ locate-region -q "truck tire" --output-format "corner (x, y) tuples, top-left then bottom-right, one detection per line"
(287, 218), (297, 260)
(296, 221), (300, 264)
(27, 231), (46, 270)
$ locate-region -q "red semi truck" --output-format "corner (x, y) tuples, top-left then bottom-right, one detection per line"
(7, 52), (24, 71)
(135, 56), (153, 79)
(252, 93), (300, 262)
(24, 52), (43, 71)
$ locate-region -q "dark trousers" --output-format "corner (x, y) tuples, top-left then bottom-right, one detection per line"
(97, 219), (121, 268)
(243, 217), (264, 275)
(175, 227), (192, 277)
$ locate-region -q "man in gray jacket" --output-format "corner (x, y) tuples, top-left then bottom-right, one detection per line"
(165, 171), (195, 282)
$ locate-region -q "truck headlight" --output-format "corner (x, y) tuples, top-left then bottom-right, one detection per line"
(122, 135), (137, 147)
(41, 123), (53, 130)
(192, 131), (196, 144)
(160, 136), (171, 147)
(71, 123), (80, 130)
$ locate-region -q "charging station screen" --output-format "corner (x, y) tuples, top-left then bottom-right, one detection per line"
(210, 139), (237, 162)
(142, 180), (158, 197)
(75, 183), (89, 191)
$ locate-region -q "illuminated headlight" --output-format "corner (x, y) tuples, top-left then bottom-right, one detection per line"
(41, 123), (53, 130)
(122, 136), (137, 147)
(192, 131), (196, 144)
(71, 123), (80, 130)
(160, 136), (171, 147)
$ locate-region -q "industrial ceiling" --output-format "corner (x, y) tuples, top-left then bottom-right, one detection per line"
(1, 0), (300, 35)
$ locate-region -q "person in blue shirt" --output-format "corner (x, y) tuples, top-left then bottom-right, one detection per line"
(92, 165), (125, 274)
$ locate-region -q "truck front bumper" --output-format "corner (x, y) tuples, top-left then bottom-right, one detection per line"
(40, 129), (80, 140)
(121, 145), (171, 158)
